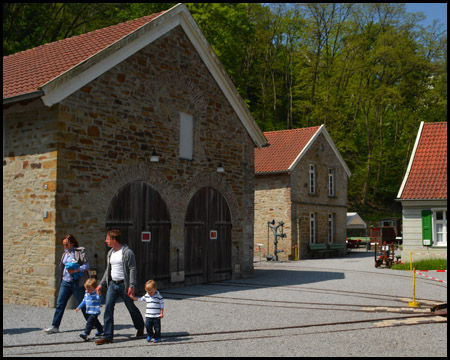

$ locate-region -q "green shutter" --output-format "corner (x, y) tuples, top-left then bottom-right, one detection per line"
(421, 210), (433, 246)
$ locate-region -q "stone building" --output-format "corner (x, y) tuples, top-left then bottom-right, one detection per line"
(254, 126), (351, 260)
(3, 4), (266, 307)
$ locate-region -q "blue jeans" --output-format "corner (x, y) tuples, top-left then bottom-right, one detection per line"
(84, 314), (103, 335)
(52, 280), (87, 327)
(145, 317), (161, 339)
(103, 282), (144, 340)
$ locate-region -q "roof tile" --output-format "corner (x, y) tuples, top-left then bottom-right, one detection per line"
(255, 127), (321, 174)
(3, 12), (164, 100)
(400, 122), (447, 200)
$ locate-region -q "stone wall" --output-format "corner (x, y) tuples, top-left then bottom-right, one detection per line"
(254, 174), (291, 260)
(3, 99), (59, 306)
(291, 133), (348, 259)
(3, 25), (256, 307)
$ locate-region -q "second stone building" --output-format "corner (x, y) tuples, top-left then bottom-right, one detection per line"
(254, 126), (351, 260)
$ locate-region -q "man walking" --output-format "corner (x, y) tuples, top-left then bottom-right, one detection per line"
(95, 230), (145, 344)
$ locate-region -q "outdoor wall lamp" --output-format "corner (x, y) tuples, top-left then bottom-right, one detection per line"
(217, 162), (225, 173)
(150, 149), (159, 163)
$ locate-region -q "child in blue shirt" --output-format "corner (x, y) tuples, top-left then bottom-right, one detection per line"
(76, 278), (103, 341)
(130, 280), (164, 343)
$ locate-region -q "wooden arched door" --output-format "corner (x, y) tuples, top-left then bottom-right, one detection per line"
(184, 187), (232, 285)
(106, 181), (171, 293)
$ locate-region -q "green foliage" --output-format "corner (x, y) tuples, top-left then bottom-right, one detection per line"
(391, 258), (447, 271)
(186, 3), (255, 93)
(3, 3), (447, 217)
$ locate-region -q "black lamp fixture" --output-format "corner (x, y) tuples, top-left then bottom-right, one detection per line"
(217, 162), (225, 173)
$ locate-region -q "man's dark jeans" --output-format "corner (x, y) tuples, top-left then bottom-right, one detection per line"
(102, 281), (144, 339)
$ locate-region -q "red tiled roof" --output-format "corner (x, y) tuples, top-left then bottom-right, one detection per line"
(400, 122), (447, 200)
(255, 126), (321, 174)
(3, 12), (164, 100)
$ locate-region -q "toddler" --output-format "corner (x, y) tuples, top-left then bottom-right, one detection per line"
(130, 280), (164, 343)
(76, 278), (103, 341)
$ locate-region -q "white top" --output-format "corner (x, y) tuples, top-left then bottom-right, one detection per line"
(110, 248), (124, 281)
(138, 290), (164, 318)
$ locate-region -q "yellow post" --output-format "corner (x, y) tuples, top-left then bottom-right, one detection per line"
(294, 245), (299, 261)
(408, 268), (420, 308)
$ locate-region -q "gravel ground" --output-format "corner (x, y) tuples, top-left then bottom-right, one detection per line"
(3, 251), (447, 357)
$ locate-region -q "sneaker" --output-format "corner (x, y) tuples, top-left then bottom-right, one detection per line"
(153, 338), (161, 343)
(146, 336), (152, 342)
(43, 326), (59, 334)
(79, 333), (88, 341)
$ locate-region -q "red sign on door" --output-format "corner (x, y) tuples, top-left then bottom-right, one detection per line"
(210, 230), (217, 240)
(142, 232), (151, 242)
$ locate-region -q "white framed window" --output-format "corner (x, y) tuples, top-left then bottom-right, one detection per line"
(309, 164), (316, 194)
(179, 112), (193, 160)
(328, 213), (335, 244)
(310, 213), (316, 243)
(328, 168), (335, 196)
(433, 209), (447, 247)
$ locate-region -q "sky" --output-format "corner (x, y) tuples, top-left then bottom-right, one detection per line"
(273, 3), (447, 29)
(405, 3), (447, 28)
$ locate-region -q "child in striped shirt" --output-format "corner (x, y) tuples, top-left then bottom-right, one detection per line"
(130, 280), (164, 343)
(76, 278), (103, 341)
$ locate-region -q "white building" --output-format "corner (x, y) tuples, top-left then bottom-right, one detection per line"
(396, 122), (447, 262)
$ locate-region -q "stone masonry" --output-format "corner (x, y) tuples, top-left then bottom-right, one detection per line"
(3, 26), (256, 307)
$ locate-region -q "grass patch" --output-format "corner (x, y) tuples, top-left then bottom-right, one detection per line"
(391, 258), (447, 271)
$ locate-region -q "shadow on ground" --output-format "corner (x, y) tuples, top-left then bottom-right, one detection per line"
(161, 268), (345, 299)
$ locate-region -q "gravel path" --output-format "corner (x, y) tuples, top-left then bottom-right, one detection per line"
(3, 251), (447, 357)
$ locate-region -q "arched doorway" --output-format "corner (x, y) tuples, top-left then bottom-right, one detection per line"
(106, 181), (171, 293)
(184, 187), (232, 285)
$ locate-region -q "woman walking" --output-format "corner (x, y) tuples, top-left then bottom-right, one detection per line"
(44, 234), (90, 334)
